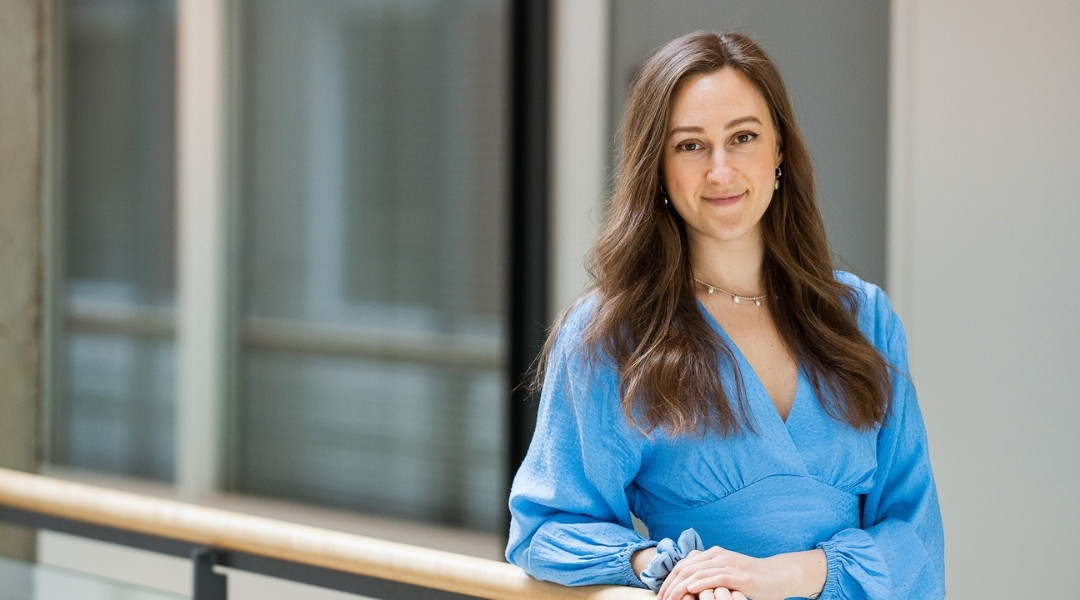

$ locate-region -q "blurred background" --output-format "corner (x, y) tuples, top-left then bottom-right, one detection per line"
(1, 0), (1077, 598)
(49, 0), (510, 530)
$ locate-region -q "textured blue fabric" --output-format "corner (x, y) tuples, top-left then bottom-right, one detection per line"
(505, 272), (945, 598)
(640, 528), (705, 592)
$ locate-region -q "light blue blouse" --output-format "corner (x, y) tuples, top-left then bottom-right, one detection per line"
(506, 273), (945, 599)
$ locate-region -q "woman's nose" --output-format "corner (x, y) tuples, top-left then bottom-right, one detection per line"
(706, 150), (735, 184)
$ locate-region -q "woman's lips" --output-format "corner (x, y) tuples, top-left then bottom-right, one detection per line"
(704, 191), (746, 206)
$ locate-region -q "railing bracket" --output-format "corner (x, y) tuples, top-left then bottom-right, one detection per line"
(192, 548), (228, 600)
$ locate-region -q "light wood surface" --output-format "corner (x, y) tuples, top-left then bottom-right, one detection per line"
(0, 468), (653, 600)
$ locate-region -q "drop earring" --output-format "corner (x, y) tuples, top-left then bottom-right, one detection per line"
(774, 166), (782, 190)
(660, 183), (670, 205)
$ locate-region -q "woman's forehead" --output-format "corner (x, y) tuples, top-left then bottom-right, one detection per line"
(669, 68), (772, 128)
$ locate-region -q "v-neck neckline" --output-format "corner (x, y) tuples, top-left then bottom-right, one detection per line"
(697, 300), (804, 428)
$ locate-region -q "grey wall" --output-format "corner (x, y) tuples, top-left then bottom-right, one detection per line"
(0, 0), (46, 561)
(894, 1), (1080, 595)
(609, 0), (889, 285)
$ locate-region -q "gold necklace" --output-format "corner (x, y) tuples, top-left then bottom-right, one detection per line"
(693, 277), (768, 307)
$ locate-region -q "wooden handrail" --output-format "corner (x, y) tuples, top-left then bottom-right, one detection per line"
(0, 468), (653, 600)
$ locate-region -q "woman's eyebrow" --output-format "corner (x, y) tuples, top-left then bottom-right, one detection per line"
(667, 125), (704, 138)
(667, 116), (763, 138)
(725, 116), (762, 129)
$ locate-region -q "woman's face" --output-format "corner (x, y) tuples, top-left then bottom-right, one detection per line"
(661, 67), (782, 255)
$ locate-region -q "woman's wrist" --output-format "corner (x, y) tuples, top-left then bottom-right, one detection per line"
(631, 546), (658, 579)
(766, 549), (827, 599)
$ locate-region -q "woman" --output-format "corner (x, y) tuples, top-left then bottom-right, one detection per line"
(505, 31), (944, 600)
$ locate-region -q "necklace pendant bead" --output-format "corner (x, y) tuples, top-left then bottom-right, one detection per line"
(693, 277), (767, 308)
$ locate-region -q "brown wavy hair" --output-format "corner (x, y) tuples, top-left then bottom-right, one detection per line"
(539, 31), (891, 436)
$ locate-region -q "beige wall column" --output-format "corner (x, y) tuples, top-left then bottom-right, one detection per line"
(890, 0), (1080, 596)
(0, 0), (48, 560)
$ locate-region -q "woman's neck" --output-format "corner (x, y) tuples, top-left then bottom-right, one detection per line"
(689, 234), (766, 295)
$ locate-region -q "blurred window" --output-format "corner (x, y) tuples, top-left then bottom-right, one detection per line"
(50, 0), (509, 532)
(52, 0), (178, 481)
(232, 0), (508, 529)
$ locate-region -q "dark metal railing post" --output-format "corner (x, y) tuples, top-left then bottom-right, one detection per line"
(507, 0), (550, 536)
(192, 548), (228, 600)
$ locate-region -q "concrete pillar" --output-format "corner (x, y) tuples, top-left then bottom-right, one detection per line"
(0, 0), (47, 561)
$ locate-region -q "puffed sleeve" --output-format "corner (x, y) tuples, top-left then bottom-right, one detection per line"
(815, 287), (946, 599)
(505, 300), (655, 587)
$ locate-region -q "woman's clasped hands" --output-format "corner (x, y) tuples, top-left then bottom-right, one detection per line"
(656, 545), (826, 600)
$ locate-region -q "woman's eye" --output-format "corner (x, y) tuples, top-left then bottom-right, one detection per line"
(733, 132), (758, 144)
(677, 141), (704, 152)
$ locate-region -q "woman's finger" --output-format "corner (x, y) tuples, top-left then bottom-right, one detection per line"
(711, 588), (734, 600)
(658, 570), (688, 600)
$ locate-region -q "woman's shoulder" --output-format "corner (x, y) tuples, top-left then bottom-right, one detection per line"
(833, 270), (903, 349)
(546, 290), (606, 361)
(542, 292), (625, 411)
(833, 269), (882, 299)
(833, 270), (892, 312)
(561, 290), (602, 330)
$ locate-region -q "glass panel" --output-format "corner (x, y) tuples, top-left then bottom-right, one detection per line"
(0, 555), (184, 600)
(232, 0), (509, 530)
(51, 0), (178, 481)
(60, 332), (176, 476)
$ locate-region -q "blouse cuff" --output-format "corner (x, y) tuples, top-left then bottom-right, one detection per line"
(639, 528), (704, 592)
(813, 538), (844, 600)
(619, 540), (660, 589)
(814, 528), (890, 600)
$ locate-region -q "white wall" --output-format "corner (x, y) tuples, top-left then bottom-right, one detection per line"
(548, 0), (610, 315)
(890, 1), (1080, 596)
